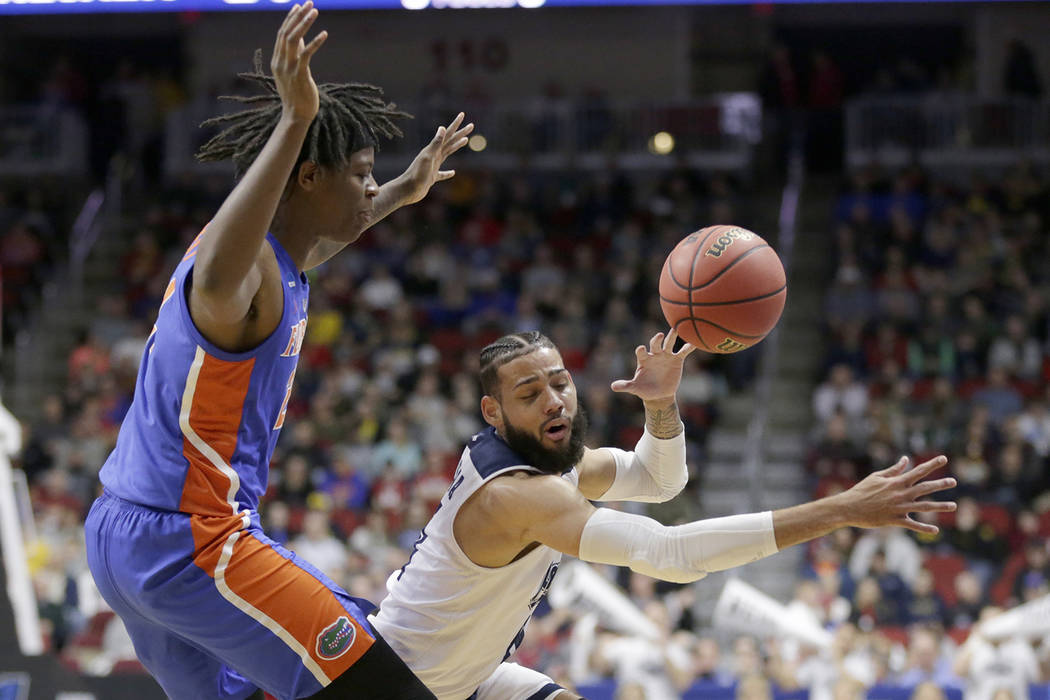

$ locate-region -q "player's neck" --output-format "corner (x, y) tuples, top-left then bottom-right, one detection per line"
(269, 219), (313, 272)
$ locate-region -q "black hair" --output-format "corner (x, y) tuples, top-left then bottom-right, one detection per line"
(196, 50), (411, 179)
(479, 331), (557, 398)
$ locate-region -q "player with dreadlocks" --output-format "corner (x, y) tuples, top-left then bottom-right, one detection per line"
(85, 4), (467, 699)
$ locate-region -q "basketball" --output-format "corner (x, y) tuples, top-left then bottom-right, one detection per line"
(659, 225), (787, 354)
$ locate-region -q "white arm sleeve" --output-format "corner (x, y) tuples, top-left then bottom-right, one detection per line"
(597, 427), (687, 503)
(578, 507), (779, 584)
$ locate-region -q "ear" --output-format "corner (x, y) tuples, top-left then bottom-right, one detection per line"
(480, 395), (503, 431)
(296, 160), (320, 191)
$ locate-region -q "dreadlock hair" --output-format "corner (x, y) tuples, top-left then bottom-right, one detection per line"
(196, 49), (411, 180)
(479, 331), (557, 399)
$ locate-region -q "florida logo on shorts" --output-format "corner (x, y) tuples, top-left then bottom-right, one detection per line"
(316, 616), (356, 660)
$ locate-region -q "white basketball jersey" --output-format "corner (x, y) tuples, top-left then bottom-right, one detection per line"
(373, 427), (578, 700)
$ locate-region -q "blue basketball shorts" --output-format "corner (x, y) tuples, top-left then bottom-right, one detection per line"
(85, 490), (377, 700)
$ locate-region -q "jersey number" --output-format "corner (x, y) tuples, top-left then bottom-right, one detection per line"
(273, 368), (296, 430)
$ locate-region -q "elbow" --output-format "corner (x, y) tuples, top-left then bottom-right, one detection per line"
(653, 473), (688, 503)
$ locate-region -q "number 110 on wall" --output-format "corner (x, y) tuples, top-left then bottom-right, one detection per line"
(431, 39), (509, 72)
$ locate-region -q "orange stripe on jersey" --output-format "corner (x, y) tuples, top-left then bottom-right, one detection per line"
(182, 229), (206, 261)
(221, 532), (375, 679)
(179, 351), (255, 519)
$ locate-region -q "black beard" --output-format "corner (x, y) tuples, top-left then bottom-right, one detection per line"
(502, 405), (588, 476)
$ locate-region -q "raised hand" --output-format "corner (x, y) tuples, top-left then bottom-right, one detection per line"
(271, 1), (328, 123)
(843, 455), (957, 533)
(610, 329), (696, 404)
(398, 112), (474, 205)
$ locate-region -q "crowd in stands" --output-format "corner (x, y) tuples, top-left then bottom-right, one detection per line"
(8, 91), (1050, 693)
(799, 162), (1050, 696)
(12, 164), (739, 682)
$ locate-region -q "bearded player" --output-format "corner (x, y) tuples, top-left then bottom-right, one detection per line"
(373, 329), (957, 700)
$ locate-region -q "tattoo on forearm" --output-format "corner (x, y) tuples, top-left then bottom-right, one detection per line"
(645, 403), (683, 439)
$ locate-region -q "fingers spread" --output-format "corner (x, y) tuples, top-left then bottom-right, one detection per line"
(901, 517), (938, 535)
(634, 345), (648, 363)
(911, 477), (957, 499)
(289, 8), (319, 48)
(907, 455), (948, 484)
(649, 332), (663, 353)
(676, 342), (697, 358)
(303, 30), (328, 59)
(664, 328), (678, 351)
(909, 499), (957, 513)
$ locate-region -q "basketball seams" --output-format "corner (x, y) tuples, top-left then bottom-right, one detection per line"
(659, 284), (787, 308)
(673, 318), (712, 351)
(665, 227), (720, 292)
(660, 226), (785, 353)
(691, 244), (771, 291)
(685, 228), (719, 354)
(687, 317), (767, 340)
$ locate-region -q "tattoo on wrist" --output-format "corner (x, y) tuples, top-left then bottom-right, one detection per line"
(645, 404), (682, 438)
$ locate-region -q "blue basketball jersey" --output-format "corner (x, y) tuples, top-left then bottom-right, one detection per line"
(99, 231), (309, 515)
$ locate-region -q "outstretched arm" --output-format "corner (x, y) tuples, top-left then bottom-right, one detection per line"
(496, 455), (955, 584)
(302, 113), (473, 270)
(193, 3), (326, 323)
(577, 329), (695, 502)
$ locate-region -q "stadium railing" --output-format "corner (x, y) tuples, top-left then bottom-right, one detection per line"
(163, 93), (761, 179)
(845, 94), (1050, 173)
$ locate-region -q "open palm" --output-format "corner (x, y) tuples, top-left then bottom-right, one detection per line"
(610, 329), (696, 403)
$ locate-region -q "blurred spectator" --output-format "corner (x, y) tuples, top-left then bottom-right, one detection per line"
(1003, 39), (1042, 98)
(288, 508), (349, 584)
(814, 364), (869, 430)
(849, 528), (921, 589)
(904, 568), (950, 627)
(895, 627), (963, 689)
(954, 609), (1041, 700)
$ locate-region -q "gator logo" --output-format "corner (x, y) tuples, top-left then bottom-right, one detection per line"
(704, 228), (754, 258)
(316, 616), (356, 660)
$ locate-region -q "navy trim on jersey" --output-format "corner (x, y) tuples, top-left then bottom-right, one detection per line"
(467, 427), (531, 479)
(525, 682), (563, 700)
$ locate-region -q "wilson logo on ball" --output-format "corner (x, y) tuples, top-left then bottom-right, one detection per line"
(716, 338), (749, 353)
(704, 228), (754, 259)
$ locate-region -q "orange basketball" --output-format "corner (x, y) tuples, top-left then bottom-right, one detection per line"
(659, 225), (787, 354)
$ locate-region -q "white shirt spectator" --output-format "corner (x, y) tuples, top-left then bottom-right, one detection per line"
(813, 365), (868, 425)
(597, 634), (692, 700)
(848, 528), (922, 587)
(960, 636), (1039, 700)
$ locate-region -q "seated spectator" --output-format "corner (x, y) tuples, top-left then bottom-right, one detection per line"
(693, 636), (734, 685)
(288, 508), (349, 584)
(1016, 393), (1050, 458)
(814, 364), (869, 430)
(895, 626), (963, 689)
(1011, 538), (1050, 605)
(949, 570), (988, 631)
(953, 608), (1041, 700)
(371, 416), (423, 479)
(972, 367), (1023, 427)
(849, 527), (921, 589)
(273, 453), (315, 509)
(319, 450), (371, 511)
(947, 498), (1008, 583)
(904, 567), (949, 627)
(987, 314), (1042, 381)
